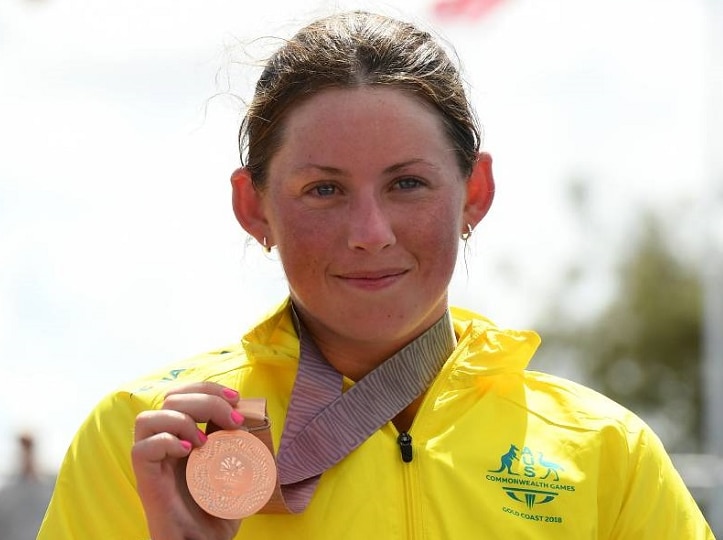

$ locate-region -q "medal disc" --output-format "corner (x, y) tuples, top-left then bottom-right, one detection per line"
(186, 430), (277, 519)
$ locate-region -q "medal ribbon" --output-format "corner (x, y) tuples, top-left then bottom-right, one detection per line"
(272, 308), (456, 512)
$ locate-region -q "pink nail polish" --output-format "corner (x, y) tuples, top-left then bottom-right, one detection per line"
(223, 388), (239, 400)
(197, 430), (208, 443)
(180, 440), (192, 451)
(230, 410), (244, 425)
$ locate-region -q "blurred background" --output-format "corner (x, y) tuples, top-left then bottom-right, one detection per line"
(0, 0), (721, 535)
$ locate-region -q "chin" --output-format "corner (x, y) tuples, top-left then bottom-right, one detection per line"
(332, 305), (437, 340)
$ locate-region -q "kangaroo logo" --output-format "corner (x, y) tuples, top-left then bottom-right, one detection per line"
(486, 443), (574, 512)
(489, 444), (520, 475)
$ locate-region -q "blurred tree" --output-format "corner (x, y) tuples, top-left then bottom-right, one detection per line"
(534, 201), (703, 452)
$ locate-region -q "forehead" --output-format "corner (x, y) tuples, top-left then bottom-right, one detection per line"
(270, 86), (455, 170)
(285, 86), (441, 133)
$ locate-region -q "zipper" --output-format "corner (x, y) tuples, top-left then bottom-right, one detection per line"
(398, 430), (422, 540)
(397, 431), (413, 463)
(393, 348), (459, 538)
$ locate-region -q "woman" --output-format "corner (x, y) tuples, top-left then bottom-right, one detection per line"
(38, 10), (714, 540)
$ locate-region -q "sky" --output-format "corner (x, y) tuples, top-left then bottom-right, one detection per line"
(0, 0), (717, 481)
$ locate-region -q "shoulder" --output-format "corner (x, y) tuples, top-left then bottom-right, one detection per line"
(62, 343), (254, 455)
(522, 370), (645, 431)
(114, 343), (252, 409)
(106, 298), (300, 411)
(450, 305), (649, 438)
(520, 370), (660, 454)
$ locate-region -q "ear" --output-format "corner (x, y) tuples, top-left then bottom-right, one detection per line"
(462, 152), (495, 229)
(230, 167), (270, 245)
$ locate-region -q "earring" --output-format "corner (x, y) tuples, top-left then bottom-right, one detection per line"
(262, 237), (271, 254)
(460, 224), (473, 241)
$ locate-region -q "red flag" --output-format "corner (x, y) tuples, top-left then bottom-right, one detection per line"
(432, 0), (507, 20)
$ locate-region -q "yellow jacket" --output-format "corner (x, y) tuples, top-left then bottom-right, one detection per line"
(39, 300), (714, 539)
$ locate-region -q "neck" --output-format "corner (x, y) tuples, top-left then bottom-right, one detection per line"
(311, 338), (403, 381)
(291, 304), (457, 382)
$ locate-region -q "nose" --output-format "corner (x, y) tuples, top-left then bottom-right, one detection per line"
(347, 194), (396, 253)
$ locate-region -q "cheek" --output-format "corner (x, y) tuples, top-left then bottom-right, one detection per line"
(403, 205), (461, 268)
(274, 217), (331, 282)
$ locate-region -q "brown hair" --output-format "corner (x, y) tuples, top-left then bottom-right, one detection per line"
(239, 10), (481, 189)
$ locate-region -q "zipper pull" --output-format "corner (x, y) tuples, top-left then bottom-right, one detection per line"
(397, 432), (413, 463)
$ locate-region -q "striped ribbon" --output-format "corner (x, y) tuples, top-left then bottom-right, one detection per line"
(275, 308), (456, 512)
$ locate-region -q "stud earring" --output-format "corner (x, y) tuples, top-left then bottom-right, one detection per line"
(460, 224), (473, 241)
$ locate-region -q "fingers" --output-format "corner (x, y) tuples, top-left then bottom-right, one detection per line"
(131, 382), (247, 536)
(162, 393), (243, 431)
(164, 381), (240, 407)
(134, 409), (208, 444)
(131, 430), (195, 465)
(133, 382), (244, 457)
(166, 382), (242, 428)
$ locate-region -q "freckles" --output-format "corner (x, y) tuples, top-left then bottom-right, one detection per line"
(410, 216), (460, 276)
(411, 209), (459, 246)
(280, 233), (325, 280)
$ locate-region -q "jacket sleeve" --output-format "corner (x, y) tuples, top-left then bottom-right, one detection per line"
(37, 390), (152, 540)
(610, 426), (715, 539)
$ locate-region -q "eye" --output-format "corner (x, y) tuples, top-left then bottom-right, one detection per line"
(307, 183), (339, 197)
(393, 177), (425, 190)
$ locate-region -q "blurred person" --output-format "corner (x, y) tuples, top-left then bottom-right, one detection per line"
(0, 433), (55, 539)
(38, 10), (714, 539)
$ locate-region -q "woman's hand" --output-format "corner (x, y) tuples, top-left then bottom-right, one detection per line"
(132, 382), (245, 540)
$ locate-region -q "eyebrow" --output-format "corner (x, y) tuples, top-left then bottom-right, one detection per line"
(293, 159), (440, 176)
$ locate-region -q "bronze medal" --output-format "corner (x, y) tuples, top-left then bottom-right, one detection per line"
(186, 430), (277, 519)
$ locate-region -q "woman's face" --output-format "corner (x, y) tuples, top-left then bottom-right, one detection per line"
(253, 87), (478, 350)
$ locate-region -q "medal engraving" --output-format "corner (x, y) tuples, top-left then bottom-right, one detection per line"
(186, 430), (277, 519)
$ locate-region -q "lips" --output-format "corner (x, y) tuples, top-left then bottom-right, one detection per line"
(335, 268), (409, 290)
(337, 268), (408, 280)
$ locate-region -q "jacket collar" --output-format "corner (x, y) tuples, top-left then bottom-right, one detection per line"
(241, 298), (540, 375)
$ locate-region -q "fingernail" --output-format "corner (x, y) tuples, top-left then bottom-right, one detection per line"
(180, 440), (192, 452)
(230, 410), (244, 425)
(197, 430), (208, 443)
(223, 388), (239, 400)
